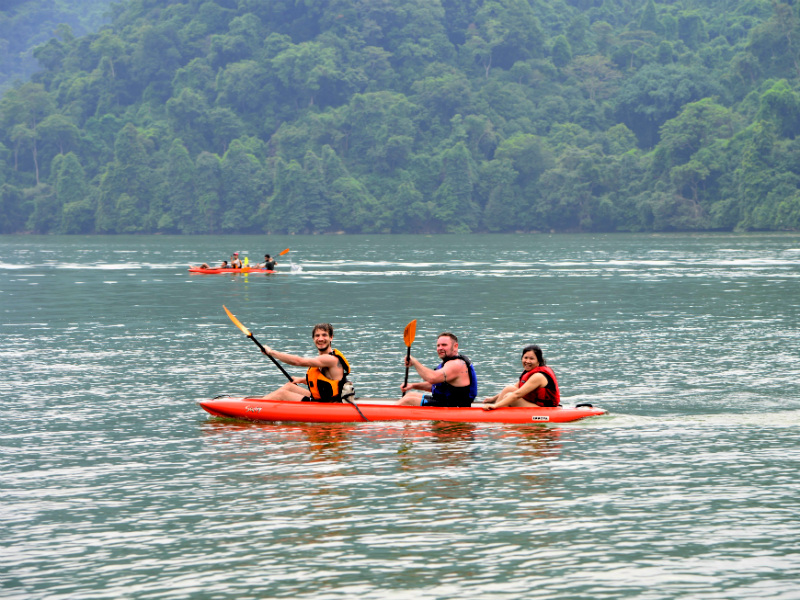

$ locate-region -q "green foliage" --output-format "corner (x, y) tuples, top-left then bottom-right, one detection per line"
(1, 1), (114, 94)
(2, 0), (800, 233)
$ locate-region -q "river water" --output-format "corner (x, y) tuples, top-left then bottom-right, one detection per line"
(1, 233), (799, 599)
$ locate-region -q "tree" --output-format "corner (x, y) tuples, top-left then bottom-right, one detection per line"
(272, 41), (342, 108)
(494, 133), (554, 186)
(411, 63), (471, 124)
(678, 11), (707, 50)
(195, 151), (222, 233)
(0, 184), (27, 233)
(480, 157), (521, 232)
(302, 150), (329, 232)
(653, 98), (738, 173)
(757, 79), (800, 138)
(90, 30), (126, 79)
(432, 141), (479, 233)
(26, 184), (60, 233)
(639, 0), (661, 34)
(55, 152), (91, 233)
(551, 35), (572, 68)
(0, 83), (54, 184)
(112, 123), (152, 224)
(567, 55), (622, 102)
(220, 139), (263, 232)
(386, 173), (429, 232)
(268, 158), (307, 233)
(209, 13), (264, 65)
(614, 64), (724, 148)
(116, 193), (144, 233)
(339, 91), (417, 170)
(165, 140), (199, 233)
(215, 60), (271, 115)
(464, 0), (543, 75)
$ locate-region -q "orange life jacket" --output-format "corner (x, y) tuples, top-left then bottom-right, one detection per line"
(306, 349), (350, 401)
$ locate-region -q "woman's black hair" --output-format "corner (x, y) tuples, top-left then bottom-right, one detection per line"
(521, 344), (546, 366)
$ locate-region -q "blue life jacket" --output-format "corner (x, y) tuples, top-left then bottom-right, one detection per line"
(431, 354), (478, 406)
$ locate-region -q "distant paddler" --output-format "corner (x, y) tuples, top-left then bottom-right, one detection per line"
(196, 259), (228, 269)
(257, 248), (290, 270)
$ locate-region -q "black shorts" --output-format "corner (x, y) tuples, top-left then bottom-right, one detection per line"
(420, 393), (472, 408)
(301, 396), (342, 403)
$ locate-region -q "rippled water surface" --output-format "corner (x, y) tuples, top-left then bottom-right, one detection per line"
(2, 233), (799, 599)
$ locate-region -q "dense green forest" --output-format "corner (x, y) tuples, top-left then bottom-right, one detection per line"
(2, 0), (800, 234)
(0, 0), (114, 94)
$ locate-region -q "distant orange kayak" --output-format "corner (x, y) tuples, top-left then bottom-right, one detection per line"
(198, 397), (606, 424)
(188, 267), (276, 274)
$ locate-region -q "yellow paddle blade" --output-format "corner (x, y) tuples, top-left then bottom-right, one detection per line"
(403, 319), (417, 347)
(279, 248), (290, 256)
(223, 305), (251, 336)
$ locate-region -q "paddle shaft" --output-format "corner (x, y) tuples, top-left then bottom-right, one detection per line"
(248, 333), (294, 382)
(403, 346), (412, 389)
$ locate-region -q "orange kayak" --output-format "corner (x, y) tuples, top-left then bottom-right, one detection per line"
(198, 396), (606, 424)
(188, 267), (276, 274)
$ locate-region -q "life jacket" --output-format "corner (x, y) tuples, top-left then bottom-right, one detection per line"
(306, 348), (350, 401)
(518, 365), (560, 407)
(430, 354), (478, 406)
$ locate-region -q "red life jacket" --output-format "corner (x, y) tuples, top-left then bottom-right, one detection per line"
(518, 366), (560, 407)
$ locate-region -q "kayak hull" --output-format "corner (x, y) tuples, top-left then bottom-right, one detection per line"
(189, 267), (275, 274)
(198, 397), (606, 424)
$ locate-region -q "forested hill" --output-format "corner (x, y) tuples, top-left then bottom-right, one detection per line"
(2, 0), (800, 235)
(0, 0), (114, 94)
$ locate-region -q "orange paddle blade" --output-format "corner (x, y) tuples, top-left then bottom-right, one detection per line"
(223, 305), (251, 336)
(403, 319), (417, 347)
(279, 248), (290, 256)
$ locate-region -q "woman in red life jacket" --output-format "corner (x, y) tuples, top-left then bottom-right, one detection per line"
(483, 345), (560, 410)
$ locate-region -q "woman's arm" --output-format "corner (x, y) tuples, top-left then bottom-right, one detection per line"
(484, 373), (547, 410)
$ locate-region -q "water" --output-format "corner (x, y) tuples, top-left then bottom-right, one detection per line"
(2, 233), (799, 599)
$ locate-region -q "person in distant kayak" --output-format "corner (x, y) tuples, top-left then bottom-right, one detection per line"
(257, 254), (277, 270)
(483, 345), (560, 410)
(260, 323), (352, 403)
(399, 332), (477, 407)
(231, 252), (243, 268)
(197, 260), (228, 269)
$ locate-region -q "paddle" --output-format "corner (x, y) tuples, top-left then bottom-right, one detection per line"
(278, 248), (290, 256)
(402, 319), (417, 394)
(223, 305), (293, 382)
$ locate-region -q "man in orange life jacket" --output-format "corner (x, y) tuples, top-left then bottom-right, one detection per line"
(483, 344), (560, 410)
(260, 323), (351, 402)
(398, 332), (478, 407)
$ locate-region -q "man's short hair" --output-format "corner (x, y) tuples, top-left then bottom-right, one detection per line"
(312, 323), (334, 337)
(437, 332), (458, 343)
